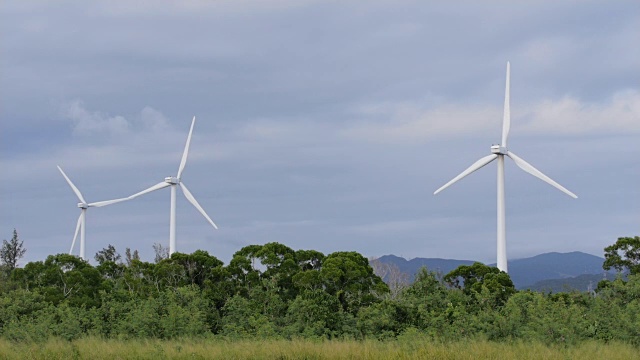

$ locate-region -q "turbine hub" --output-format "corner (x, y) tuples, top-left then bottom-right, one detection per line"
(491, 144), (508, 155)
(165, 176), (179, 184)
(77, 203), (88, 209)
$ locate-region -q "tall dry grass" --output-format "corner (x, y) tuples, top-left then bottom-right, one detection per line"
(0, 337), (637, 360)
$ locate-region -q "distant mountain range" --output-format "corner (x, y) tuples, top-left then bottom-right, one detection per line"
(375, 251), (614, 291)
(526, 273), (614, 293)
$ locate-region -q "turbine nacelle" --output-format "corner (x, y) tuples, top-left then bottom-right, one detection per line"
(77, 202), (89, 209)
(490, 145), (508, 155)
(165, 176), (179, 185)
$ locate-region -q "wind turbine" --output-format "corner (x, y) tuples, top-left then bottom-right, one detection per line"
(127, 116), (218, 255)
(433, 62), (577, 273)
(57, 166), (130, 260)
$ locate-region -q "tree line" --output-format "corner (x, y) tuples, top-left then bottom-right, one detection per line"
(0, 231), (638, 345)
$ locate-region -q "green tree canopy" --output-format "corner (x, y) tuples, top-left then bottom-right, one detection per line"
(444, 262), (515, 307)
(603, 236), (640, 275)
(1, 229), (26, 273)
(94, 244), (121, 265)
(13, 254), (103, 307)
(319, 251), (389, 313)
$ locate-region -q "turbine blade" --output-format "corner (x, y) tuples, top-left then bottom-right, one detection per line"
(70, 212), (82, 254)
(128, 182), (171, 199)
(180, 182), (218, 229)
(57, 165), (87, 204)
(506, 151), (578, 198)
(88, 197), (130, 208)
(434, 154), (498, 195)
(501, 61), (511, 147)
(177, 116), (196, 179)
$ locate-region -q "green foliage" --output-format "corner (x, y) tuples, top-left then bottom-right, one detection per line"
(220, 294), (266, 338)
(169, 250), (223, 287)
(12, 254), (103, 308)
(357, 300), (409, 339)
(124, 247), (140, 266)
(319, 251), (389, 313)
(226, 245), (266, 296)
(160, 285), (211, 338)
(0, 291), (97, 342)
(398, 268), (451, 335)
(444, 262), (516, 307)
(94, 244), (121, 265)
(1, 229), (26, 273)
(285, 289), (343, 338)
(603, 236), (640, 275)
(1, 239), (639, 346)
(0, 289), (47, 335)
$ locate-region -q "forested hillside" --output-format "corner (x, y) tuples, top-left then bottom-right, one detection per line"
(0, 234), (639, 346)
(374, 251), (610, 289)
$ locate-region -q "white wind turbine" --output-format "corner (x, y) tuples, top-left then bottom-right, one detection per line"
(433, 62), (577, 273)
(127, 116), (218, 255)
(57, 166), (130, 260)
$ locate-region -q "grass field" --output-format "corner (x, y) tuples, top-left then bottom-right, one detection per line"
(0, 337), (638, 360)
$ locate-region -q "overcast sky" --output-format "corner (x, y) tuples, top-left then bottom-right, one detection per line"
(1, 1), (638, 266)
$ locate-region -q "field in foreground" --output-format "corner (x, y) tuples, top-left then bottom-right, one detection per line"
(0, 338), (638, 360)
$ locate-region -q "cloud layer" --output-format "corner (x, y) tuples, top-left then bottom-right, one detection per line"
(1, 1), (638, 265)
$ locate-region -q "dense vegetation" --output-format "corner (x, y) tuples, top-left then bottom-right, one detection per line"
(0, 233), (638, 349)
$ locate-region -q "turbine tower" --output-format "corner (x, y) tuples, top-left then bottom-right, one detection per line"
(433, 62), (577, 273)
(128, 116), (218, 255)
(57, 166), (130, 260)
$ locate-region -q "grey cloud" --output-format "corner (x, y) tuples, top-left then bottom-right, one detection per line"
(1, 1), (639, 265)
(64, 100), (130, 135)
